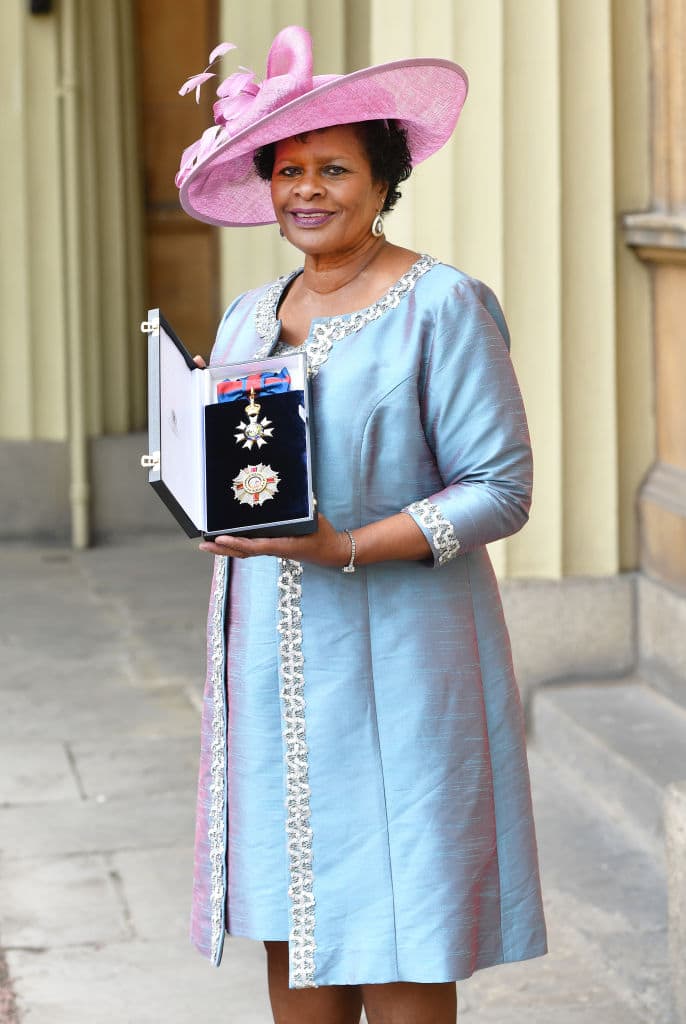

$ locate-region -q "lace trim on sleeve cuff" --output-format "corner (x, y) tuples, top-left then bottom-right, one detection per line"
(404, 499), (461, 567)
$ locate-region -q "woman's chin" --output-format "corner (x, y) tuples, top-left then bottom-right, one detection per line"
(283, 231), (342, 257)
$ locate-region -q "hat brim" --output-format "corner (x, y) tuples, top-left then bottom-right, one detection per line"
(178, 57), (468, 227)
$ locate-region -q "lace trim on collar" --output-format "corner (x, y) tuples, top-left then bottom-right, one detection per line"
(252, 254), (438, 367)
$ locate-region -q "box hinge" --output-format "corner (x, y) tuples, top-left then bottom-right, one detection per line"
(140, 318), (159, 334)
(140, 451), (160, 469)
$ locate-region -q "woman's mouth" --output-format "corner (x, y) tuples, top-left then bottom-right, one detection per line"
(288, 209), (335, 228)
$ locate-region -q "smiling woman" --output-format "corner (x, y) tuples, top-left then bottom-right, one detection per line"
(270, 126), (388, 255)
(175, 24), (547, 1024)
(253, 120), (413, 213)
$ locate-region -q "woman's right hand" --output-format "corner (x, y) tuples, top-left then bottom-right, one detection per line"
(193, 355), (207, 368)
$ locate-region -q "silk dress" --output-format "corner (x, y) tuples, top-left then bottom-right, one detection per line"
(190, 254), (548, 988)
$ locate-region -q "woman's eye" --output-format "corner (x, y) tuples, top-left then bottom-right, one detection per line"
(324, 165), (347, 176)
(277, 166), (301, 177)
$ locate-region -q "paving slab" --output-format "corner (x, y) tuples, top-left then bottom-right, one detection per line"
(527, 746), (671, 1023)
(459, 1002), (648, 1023)
(0, 853), (129, 949)
(0, 791), (195, 862)
(109, 845), (195, 941)
(458, 893), (649, 1023)
(0, 743), (80, 805)
(7, 935), (272, 1024)
(0, 578), (122, 658)
(69, 736), (199, 800)
(0, 949), (18, 1024)
(1, 666), (198, 743)
(666, 780), (686, 1024)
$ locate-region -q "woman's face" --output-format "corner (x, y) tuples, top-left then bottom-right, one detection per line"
(270, 125), (387, 258)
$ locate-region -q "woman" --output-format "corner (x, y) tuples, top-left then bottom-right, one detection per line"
(177, 26), (547, 1024)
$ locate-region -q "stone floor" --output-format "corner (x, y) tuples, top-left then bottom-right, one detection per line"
(0, 538), (670, 1023)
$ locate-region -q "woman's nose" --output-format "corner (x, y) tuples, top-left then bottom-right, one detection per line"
(294, 173), (323, 199)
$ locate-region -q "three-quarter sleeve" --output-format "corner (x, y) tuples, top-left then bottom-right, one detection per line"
(403, 279), (532, 567)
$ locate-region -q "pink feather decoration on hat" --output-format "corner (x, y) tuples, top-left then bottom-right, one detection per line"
(178, 42), (237, 103)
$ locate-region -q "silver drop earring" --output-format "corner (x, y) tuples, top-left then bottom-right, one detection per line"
(371, 212), (384, 237)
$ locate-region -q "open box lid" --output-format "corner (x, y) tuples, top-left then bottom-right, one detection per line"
(141, 309), (203, 537)
(141, 309), (314, 538)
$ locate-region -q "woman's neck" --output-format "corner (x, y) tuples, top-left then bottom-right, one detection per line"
(300, 237), (388, 296)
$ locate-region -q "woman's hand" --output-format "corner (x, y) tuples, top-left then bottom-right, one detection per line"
(194, 352), (347, 567)
(198, 511), (432, 568)
(198, 513), (351, 568)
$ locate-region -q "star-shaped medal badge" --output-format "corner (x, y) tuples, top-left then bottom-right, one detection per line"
(234, 413), (274, 450)
(232, 464), (280, 507)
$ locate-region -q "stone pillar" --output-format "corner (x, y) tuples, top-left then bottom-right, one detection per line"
(622, 3), (686, 1015)
(623, 0), (686, 592)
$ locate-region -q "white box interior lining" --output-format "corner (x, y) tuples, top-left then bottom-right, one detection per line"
(159, 324), (205, 529)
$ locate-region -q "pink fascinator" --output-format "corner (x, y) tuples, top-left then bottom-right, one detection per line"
(176, 25), (468, 228)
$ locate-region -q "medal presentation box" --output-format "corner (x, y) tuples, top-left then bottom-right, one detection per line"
(140, 310), (317, 539)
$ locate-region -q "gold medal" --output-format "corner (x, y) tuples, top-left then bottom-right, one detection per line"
(232, 463), (280, 507)
(234, 388), (274, 450)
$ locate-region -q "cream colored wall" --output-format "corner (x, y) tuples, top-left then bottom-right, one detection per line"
(0, 0), (144, 445)
(0, 8), (67, 440)
(559, 0), (618, 576)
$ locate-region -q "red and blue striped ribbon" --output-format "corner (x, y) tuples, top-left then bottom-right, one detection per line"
(217, 367), (291, 404)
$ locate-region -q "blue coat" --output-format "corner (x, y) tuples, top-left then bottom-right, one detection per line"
(190, 255), (547, 988)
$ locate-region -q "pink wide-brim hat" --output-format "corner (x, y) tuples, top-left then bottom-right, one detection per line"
(176, 26), (468, 228)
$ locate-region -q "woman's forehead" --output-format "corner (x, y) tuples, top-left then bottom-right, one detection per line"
(274, 124), (366, 159)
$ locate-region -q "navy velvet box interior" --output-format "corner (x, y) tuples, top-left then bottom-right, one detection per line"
(204, 391), (310, 534)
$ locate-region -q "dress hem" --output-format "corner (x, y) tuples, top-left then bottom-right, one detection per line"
(221, 930), (549, 987)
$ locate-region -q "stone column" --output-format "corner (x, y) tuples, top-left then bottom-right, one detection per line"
(622, 4), (686, 1016)
(623, 0), (686, 592)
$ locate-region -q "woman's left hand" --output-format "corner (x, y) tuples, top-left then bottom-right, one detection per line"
(198, 513), (350, 568)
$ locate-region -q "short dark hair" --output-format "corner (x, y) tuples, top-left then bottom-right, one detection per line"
(252, 120), (413, 213)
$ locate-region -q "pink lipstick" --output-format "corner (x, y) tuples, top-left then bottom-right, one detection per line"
(288, 209), (334, 228)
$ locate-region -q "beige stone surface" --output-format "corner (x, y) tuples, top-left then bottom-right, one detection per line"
(666, 781), (686, 1023)
(638, 574), (686, 702)
(501, 574), (636, 700)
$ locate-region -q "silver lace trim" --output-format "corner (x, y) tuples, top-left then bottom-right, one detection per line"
(277, 557), (316, 988)
(253, 254), (438, 367)
(404, 499), (461, 566)
(208, 555), (228, 963)
(253, 270), (300, 358)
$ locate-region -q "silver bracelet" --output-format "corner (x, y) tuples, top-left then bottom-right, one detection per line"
(342, 529), (356, 574)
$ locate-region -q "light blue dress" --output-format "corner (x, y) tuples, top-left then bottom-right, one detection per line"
(190, 255), (548, 988)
